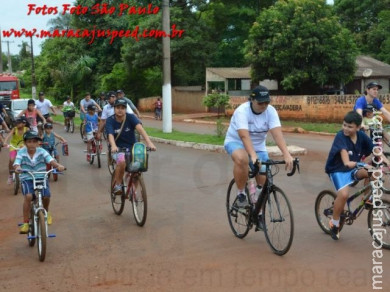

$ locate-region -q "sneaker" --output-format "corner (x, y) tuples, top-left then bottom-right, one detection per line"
(86, 154), (91, 162)
(19, 223), (29, 234)
(235, 193), (248, 208)
(113, 184), (123, 196)
(7, 175), (13, 185)
(47, 212), (52, 225)
(255, 214), (264, 232)
(64, 126), (67, 131)
(329, 220), (340, 240)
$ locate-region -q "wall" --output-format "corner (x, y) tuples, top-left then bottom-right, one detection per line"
(227, 94), (390, 122)
(138, 87), (206, 113)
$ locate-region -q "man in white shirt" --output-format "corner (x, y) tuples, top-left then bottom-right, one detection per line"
(79, 92), (102, 121)
(35, 92), (57, 123)
(224, 86), (293, 209)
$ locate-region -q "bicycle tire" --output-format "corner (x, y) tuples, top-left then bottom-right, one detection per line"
(80, 123), (86, 143)
(37, 210), (47, 262)
(66, 119), (70, 132)
(226, 179), (251, 238)
(70, 119), (74, 133)
(28, 205), (36, 247)
(263, 186), (294, 256)
(90, 141), (95, 165)
(131, 174), (147, 226)
(14, 173), (20, 195)
(107, 149), (115, 175)
(110, 172), (125, 215)
(314, 190), (345, 234)
(97, 141), (101, 168)
(381, 158), (390, 194)
(368, 198), (390, 250)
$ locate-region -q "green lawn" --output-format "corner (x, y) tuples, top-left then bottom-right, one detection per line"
(281, 120), (341, 134)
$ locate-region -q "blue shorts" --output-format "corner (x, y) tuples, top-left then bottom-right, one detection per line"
(224, 141), (269, 172)
(329, 169), (360, 191)
(21, 180), (51, 197)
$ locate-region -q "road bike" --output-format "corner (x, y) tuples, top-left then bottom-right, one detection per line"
(64, 110), (75, 133)
(110, 147), (151, 226)
(315, 176), (390, 249)
(18, 168), (65, 262)
(226, 158), (300, 256)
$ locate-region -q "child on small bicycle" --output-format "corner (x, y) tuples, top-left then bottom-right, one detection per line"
(14, 131), (65, 234)
(106, 98), (156, 195)
(62, 96), (75, 131)
(18, 99), (46, 133)
(84, 104), (99, 162)
(41, 123), (67, 163)
(3, 117), (30, 185)
(324, 111), (387, 240)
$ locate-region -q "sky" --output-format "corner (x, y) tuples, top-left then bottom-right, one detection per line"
(1, 0), (335, 56)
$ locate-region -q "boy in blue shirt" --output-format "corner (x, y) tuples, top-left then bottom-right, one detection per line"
(84, 104), (99, 162)
(325, 111), (378, 240)
(14, 131), (65, 234)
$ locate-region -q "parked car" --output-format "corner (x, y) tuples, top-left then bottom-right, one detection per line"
(2, 99), (29, 128)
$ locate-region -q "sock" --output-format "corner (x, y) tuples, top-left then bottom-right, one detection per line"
(331, 219), (339, 227)
(237, 189), (244, 196)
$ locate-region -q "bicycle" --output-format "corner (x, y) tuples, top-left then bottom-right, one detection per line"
(42, 141), (64, 181)
(86, 131), (102, 168)
(107, 146), (115, 175)
(8, 142), (23, 195)
(64, 110), (75, 133)
(17, 168), (65, 262)
(315, 178), (390, 249)
(226, 158), (300, 256)
(110, 147), (151, 226)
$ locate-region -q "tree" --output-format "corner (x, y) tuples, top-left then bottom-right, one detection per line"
(202, 92), (230, 117)
(366, 10), (390, 64)
(333, 0), (390, 52)
(245, 0), (358, 94)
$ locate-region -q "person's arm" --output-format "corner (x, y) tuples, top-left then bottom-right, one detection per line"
(49, 159), (65, 171)
(1, 120), (10, 132)
(269, 127), (293, 170)
(36, 109), (47, 124)
(50, 106), (57, 115)
(3, 128), (15, 145)
(340, 149), (357, 168)
(80, 101), (85, 113)
(53, 132), (66, 143)
(135, 124), (156, 151)
(94, 101), (102, 112)
(106, 118), (118, 152)
(2, 107), (8, 117)
(17, 109), (26, 117)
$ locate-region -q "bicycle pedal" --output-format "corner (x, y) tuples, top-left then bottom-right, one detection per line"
(48, 234), (56, 238)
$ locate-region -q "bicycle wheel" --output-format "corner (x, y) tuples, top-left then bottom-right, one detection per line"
(96, 141), (101, 168)
(130, 174), (147, 226)
(90, 142), (95, 165)
(314, 190), (337, 234)
(70, 119), (74, 133)
(28, 205), (36, 247)
(107, 149), (115, 175)
(110, 172), (125, 215)
(80, 123), (86, 143)
(262, 186), (294, 256)
(226, 179), (251, 238)
(37, 210), (47, 262)
(381, 165), (390, 194)
(65, 119), (70, 132)
(368, 198), (390, 249)
(13, 173), (19, 195)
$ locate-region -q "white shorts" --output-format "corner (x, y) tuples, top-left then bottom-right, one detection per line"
(86, 131), (94, 141)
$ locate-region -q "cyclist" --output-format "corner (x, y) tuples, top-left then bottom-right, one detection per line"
(96, 92), (107, 117)
(84, 104), (99, 162)
(41, 123), (67, 164)
(35, 92), (57, 124)
(224, 86), (293, 210)
(116, 89), (140, 118)
(14, 131), (65, 234)
(3, 117), (30, 184)
(80, 92), (101, 122)
(96, 91), (133, 140)
(324, 111), (385, 240)
(106, 98), (156, 195)
(18, 99), (46, 132)
(62, 96), (75, 131)
(155, 98), (162, 120)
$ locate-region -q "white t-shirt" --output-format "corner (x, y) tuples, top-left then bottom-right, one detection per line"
(35, 99), (53, 115)
(224, 102), (281, 152)
(101, 103), (133, 120)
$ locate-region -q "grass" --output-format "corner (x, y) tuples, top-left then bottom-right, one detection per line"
(52, 115), (82, 126)
(281, 120), (340, 133)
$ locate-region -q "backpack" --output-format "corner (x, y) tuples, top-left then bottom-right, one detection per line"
(127, 142), (148, 172)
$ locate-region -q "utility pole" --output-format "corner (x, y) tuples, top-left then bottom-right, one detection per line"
(0, 28), (3, 73)
(2, 40), (14, 73)
(30, 36), (37, 99)
(162, 0), (172, 133)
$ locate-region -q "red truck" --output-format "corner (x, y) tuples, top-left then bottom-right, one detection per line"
(0, 73), (20, 100)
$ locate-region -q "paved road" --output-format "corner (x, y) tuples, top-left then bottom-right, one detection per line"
(0, 124), (388, 291)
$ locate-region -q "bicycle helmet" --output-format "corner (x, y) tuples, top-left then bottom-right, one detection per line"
(87, 104), (96, 111)
(23, 131), (42, 141)
(44, 123), (53, 129)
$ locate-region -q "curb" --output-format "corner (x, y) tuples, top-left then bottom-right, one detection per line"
(149, 136), (307, 156)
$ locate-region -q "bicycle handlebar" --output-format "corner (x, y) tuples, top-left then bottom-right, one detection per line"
(15, 168), (67, 176)
(250, 158), (300, 177)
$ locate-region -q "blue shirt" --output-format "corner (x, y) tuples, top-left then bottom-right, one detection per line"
(105, 113), (140, 148)
(85, 113), (99, 132)
(14, 147), (54, 180)
(325, 130), (373, 174)
(354, 96), (383, 113)
(42, 132), (55, 151)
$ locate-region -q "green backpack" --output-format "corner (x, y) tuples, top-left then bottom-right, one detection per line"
(127, 142), (148, 172)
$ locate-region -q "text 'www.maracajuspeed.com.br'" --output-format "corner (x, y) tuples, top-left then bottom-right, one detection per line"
(2, 25), (185, 44)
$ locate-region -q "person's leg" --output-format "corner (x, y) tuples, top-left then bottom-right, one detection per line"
(8, 151), (16, 184)
(20, 180), (34, 233)
(112, 152), (126, 195)
(231, 149), (249, 192)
